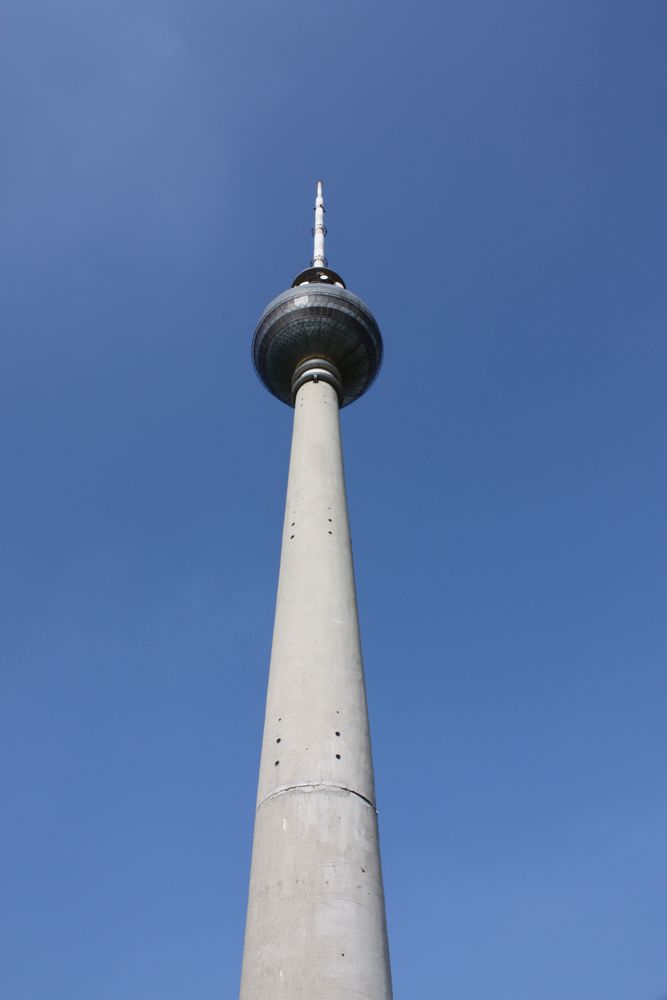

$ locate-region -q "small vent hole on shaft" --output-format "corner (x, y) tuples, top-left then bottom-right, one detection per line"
(335, 754), (341, 760)
(274, 760), (280, 766)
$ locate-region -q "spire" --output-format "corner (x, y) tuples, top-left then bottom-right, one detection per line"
(312, 180), (327, 268)
(290, 182), (346, 289)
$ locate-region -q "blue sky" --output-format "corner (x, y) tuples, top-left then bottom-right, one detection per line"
(1, 1), (666, 997)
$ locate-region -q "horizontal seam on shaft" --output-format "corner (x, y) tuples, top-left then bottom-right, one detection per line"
(257, 781), (377, 813)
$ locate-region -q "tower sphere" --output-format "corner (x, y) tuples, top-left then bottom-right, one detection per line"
(251, 184), (383, 408)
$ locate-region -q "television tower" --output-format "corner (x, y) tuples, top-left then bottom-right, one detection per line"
(239, 182), (392, 999)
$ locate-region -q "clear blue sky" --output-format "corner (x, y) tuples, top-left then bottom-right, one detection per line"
(1, 2), (665, 997)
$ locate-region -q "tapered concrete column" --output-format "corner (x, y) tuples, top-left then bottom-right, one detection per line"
(240, 378), (392, 1000)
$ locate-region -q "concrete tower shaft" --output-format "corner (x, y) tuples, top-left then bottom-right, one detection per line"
(240, 379), (392, 999)
(255, 380), (376, 810)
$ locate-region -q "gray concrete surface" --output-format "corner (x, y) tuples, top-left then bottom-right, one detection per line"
(239, 378), (392, 999)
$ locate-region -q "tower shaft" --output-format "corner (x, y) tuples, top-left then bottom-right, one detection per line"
(240, 378), (392, 999)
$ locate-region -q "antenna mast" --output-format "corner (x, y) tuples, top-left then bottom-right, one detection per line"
(312, 180), (327, 268)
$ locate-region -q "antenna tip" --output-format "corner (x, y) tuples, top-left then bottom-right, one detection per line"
(316, 180), (324, 199)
